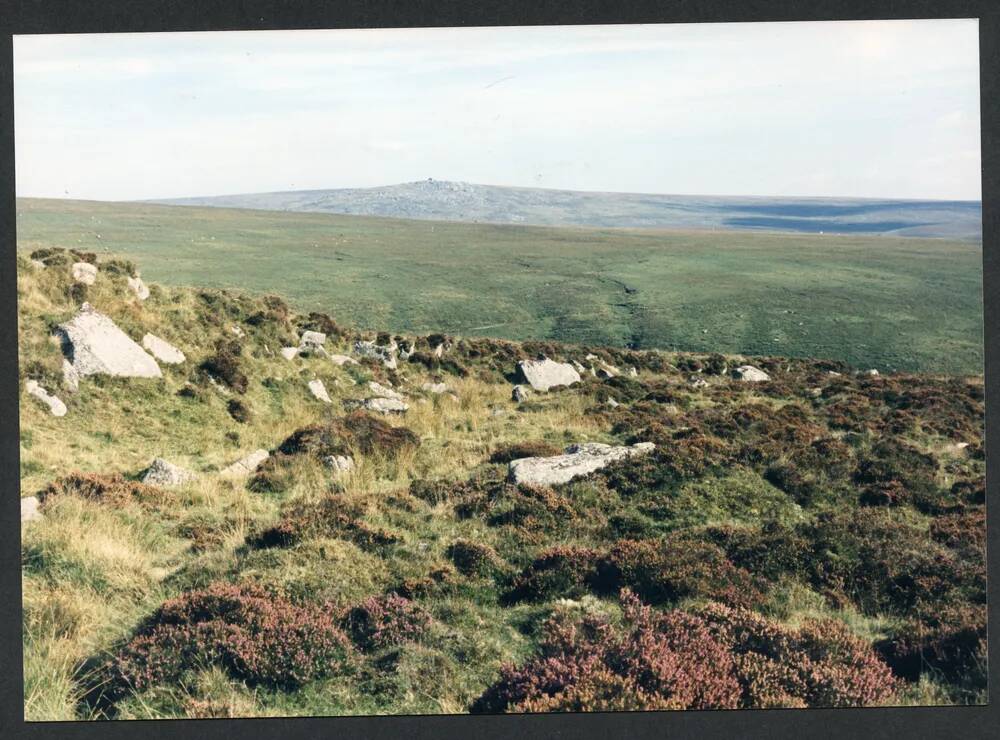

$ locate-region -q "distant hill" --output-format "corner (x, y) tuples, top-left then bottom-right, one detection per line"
(151, 179), (982, 240)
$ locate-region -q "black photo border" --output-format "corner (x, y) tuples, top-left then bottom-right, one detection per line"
(1, 1), (997, 738)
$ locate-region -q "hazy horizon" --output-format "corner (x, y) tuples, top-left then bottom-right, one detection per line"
(15, 20), (982, 202)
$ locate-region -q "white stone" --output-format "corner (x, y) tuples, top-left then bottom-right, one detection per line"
(300, 330), (327, 347)
(323, 455), (355, 474)
(141, 458), (197, 487)
(690, 376), (709, 389)
(220, 449), (269, 477)
(354, 397), (408, 414)
(230, 325), (246, 338)
(595, 362), (619, 379)
(369, 381), (405, 401)
(627, 367), (638, 378)
(517, 357), (582, 392)
(866, 369), (880, 377)
(30, 259), (46, 270)
(329, 354), (358, 366)
(734, 365), (770, 382)
(56, 303), (162, 379)
(62, 359), (79, 393)
(308, 379), (332, 403)
(508, 442), (655, 487)
(606, 398), (620, 408)
(25, 380), (67, 417)
(21, 496), (42, 523)
(71, 262), (97, 285)
(141, 333), (186, 364)
(280, 346), (299, 361)
(422, 382), (449, 394)
(127, 275), (150, 301)
(512, 385), (530, 403)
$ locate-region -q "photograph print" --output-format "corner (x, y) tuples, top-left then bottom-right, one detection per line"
(14, 19), (986, 720)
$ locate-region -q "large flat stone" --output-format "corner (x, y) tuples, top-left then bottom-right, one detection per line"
(508, 442), (655, 486)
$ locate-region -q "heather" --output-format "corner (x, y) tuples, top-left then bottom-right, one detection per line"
(16, 251), (986, 718)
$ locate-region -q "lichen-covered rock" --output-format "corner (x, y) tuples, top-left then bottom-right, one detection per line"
(308, 379), (332, 403)
(141, 458), (197, 487)
(56, 303), (161, 379)
(71, 262), (97, 285)
(354, 340), (398, 369)
(280, 346), (299, 361)
(220, 449), (270, 477)
(516, 357), (581, 392)
(508, 442), (655, 486)
(142, 333), (186, 364)
(323, 455), (355, 474)
(733, 365), (770, 382)
(62, 359), (79, 393)
(25, 380), (67, 417)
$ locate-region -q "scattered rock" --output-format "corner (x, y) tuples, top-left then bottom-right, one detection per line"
(308, 379), (332, 403)
(25, 380), (67, 417)
(828, 370), (842, 377)
(595, 362), (619, 379)
(572, 360), (587, 374)
(323, 455), (355, 474)
(279, 346), (299, 361)
(627, 367), (638, 378)
(690, 376), (709, 389)
(329, 354), (358, 366)
(30, 259), (46, 270)
(433, 343), (445, 358)
(865, 368), (880, 377)
(56, 303), (162, 379)
(606, 397), (620, 408)
(220, 449), (269, 477)
(516, 357), (582, 392)
(347, 397), (409, 415)
(733, 365), (770, 383)
(508, 442), (656, 486)
(230, 325), (246, 338)
(142, 333), (186, 364)
(369, 381), (405, 401)
(71, 262), (97, 285)
(62, 359), (79, 393)
(399, 342), (416, 361)
(512, 385), (530, 403)
(21, 496), (42, 523)
(354, 340), (398, 369)
(300, 330), (327, 347)
(421, 382), (449, 394)
(127, 275), (150, 301)
(141, 458), (197, 487)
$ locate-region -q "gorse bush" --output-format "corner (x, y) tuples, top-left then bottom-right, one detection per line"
(473, 591), (896, 713)
(100, 583), (354, 705)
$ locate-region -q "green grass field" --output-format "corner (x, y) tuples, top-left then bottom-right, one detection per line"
(16, 197), (984, 375)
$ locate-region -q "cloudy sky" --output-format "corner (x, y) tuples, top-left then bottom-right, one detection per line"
(14, 20), (981, 201)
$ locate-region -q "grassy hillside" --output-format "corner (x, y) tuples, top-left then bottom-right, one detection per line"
(18, 251), (985, 719)
(16, 197), (984, 375)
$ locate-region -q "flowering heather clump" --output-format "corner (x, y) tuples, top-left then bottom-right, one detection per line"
(245, 495), (400, 552)
(341, 593), (432, 651)
(875, 604), (987, 683)
(504, 547), (603, 604)
(595, 537), (766, 609)
(700, 602), (898, 708)
(473, 591), (897, 713)
(446, 539), (503, 577)
(103, 583), (353, 702)
(37, 472), (170, 508)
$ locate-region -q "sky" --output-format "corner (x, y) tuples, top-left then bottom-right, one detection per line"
(14, 20), (982, 201)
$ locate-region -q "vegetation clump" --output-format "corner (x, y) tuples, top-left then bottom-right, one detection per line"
(340, 593), (432, 651)
(488, 441), (563, 464)
(99, 583), (354, 706)
(246, 495), (401, 552)
(37, 472), (170, 508)
(473, 590), (896, 713)
(277, 411), (419, 460)
(199, 338), (248, 394)
(445, 539), (504, 577)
